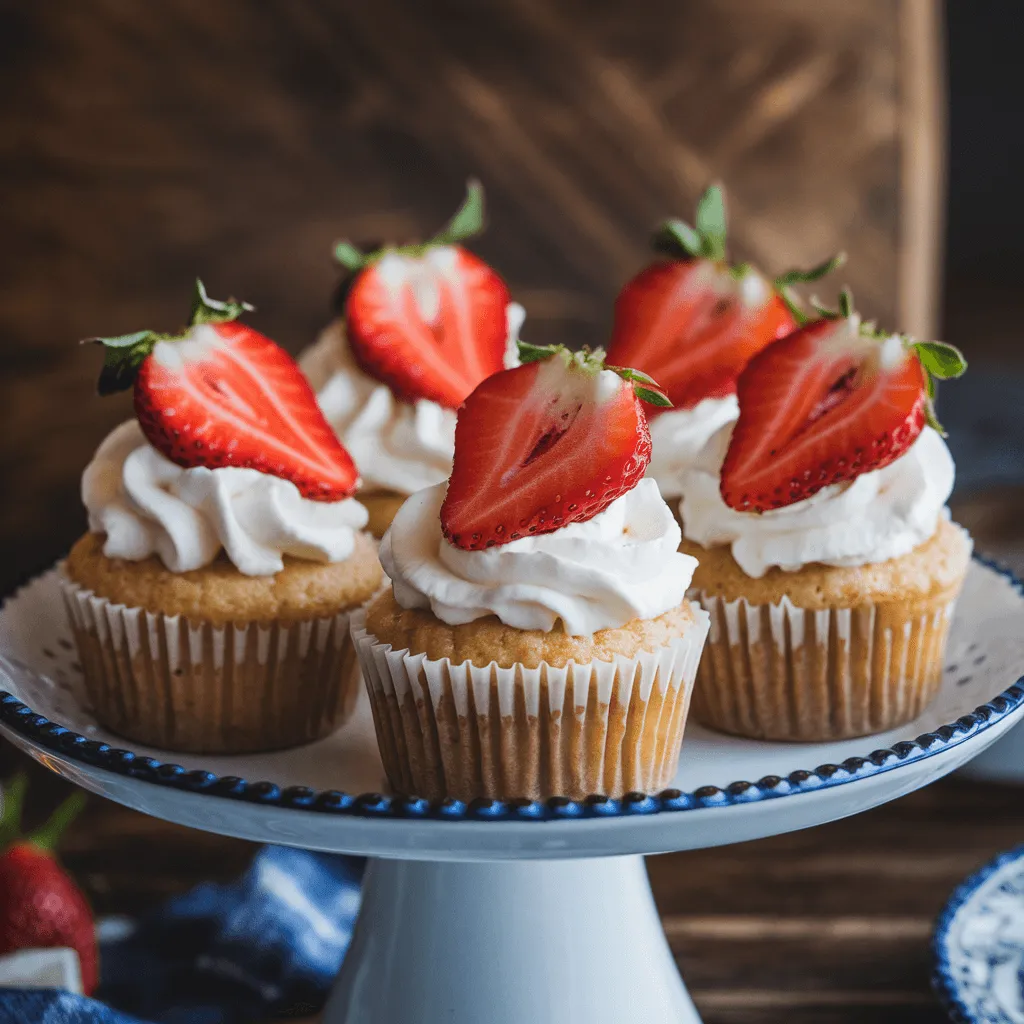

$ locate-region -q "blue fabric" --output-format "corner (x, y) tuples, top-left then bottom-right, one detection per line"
(0, 846), (364, 1024)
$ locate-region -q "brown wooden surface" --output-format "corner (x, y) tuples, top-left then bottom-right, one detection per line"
(3, 3), (1015, 1021)
(0, 0), (941, 601)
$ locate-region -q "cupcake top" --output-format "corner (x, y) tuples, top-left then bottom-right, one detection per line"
(679, 291), (967, 578)
(83, 281), (368, 577)
(301, 181), (525, 497)
(605, 185), (842, 498)
(381, 344), (697, 636)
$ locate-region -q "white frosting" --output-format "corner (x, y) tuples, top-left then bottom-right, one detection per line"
(646, 395), (739, 499)
(83, 421), (368, 576)
(381, 478), (696, 636)
(300, 303), (525, 496)
(679, 425), (955, 578)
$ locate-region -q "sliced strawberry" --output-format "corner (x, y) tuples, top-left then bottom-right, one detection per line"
(607, 184), (842, 410)
(440, 344), (669, 550)
(719, 292), (967, 512)
(88, 280), (360, 501)
(336, 180), (512, 408)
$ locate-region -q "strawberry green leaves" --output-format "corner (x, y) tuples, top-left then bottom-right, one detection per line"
(333, 179), (487, 272)
(432, 178), (485, 245)
(913, 341), (968, 381)
(653, 184), (727, 261)
(913, 341), (967, 436)
(90, 330), (161, 396)
(694, 184), (727, 261)
(86, 279), (253, 396)
(607, 364), (673, 408)
(774, 253), (847, 324)
(515, 341), (672, 409)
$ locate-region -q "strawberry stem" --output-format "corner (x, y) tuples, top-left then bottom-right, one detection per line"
(27, 789), (86, 853)
(189, 279), (254, 327)
(0, 773), (27, 850)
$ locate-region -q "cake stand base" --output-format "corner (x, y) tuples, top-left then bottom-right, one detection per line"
(325, 855), (697, 1024)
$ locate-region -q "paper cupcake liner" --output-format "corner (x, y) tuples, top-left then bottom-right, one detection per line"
(59, 572), (361, 754)
(690, 587), (961, 741)
(350, 607), (710, 801)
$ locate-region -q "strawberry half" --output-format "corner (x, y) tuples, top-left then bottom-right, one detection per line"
(719, 290), (967, 512)
(88, 281), (359, 501)
(440, 343), (670, 550)
(336, 180), (512, 409)
(607, 184), (843, 410)
(0, 776), (98, 995)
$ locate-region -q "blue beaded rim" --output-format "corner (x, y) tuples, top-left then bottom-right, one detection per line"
(932, 842), (1024, 1024)
(1, 553), (1023, 823)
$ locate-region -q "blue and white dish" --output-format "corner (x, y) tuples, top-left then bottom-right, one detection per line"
(1, 555), (1024, 859)
(934, 845), (1024, 1023)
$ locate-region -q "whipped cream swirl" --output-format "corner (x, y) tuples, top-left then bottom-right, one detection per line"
(300, 303), (525, 496)
(83, 421), (368, 576)
(381, 479), (696, 636)
(646, 395), (739, 499)
(679, 425), (955, 578)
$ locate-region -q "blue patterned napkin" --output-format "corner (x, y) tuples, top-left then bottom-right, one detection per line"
(0, 845), (364, 1024)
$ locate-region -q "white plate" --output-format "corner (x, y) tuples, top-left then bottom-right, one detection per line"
(1, 558), (1022, 860)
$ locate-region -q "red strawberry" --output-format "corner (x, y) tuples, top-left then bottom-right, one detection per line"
(337, 180), (512, 409)
(440, 343), (670, 550)
(0, 776), (98, 995)
(607, 184), (842, 410)
(719, 290), (967, 512)
(88, 281), (359, 501)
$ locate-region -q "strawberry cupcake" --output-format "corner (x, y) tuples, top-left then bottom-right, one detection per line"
(62, 282), (382, 754)
(606, 184), (841, 500)
(352, 344), (710, 802)
(300, 181), (525, 537)
(678, 291), (971, 741)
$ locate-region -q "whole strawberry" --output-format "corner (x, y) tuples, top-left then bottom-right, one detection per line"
(607, 183), (843, 411)
(0, 775), (97, 994)
(335, 179), (513, 409)
(88, 280), (359, 502)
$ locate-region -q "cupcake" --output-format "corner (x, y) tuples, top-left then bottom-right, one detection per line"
(300, 181), (525, 538)
(352, 344), (710, 802)
(605, 184), (841, 500)
(62, 281), (382, 754)
(678, 290), (971, 741)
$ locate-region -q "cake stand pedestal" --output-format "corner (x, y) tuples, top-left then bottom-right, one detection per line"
(2, 558), (1024, 1022)
(327, 856), (696, 1023)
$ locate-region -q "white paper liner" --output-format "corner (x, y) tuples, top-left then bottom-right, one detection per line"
(350, 606), (710, 801)
(59, 570), (360, 754)
(690, 587), (959, 741)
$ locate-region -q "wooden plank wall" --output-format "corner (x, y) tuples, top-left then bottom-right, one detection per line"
(0, 0), (940, 593)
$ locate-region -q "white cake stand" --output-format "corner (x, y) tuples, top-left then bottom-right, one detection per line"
(2, 558), (1023, 1024)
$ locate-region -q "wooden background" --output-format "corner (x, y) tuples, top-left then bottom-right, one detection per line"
(4, 2), (1021, 1022)
(0, 0), (943, 599)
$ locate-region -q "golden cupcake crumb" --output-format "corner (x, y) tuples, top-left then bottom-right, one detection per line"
(682, 517), (972, 610)
(65, 530), (383, 625)
(364, 588), (698, 669)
